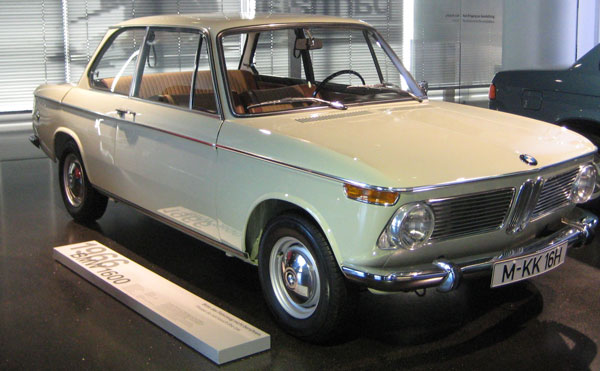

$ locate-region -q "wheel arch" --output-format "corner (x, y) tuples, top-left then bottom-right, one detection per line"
(244, 196), (338, 265)
(54, 128), (85, 162)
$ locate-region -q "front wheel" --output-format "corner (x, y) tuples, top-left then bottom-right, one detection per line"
(58, 141), (108, 222)
(258, 214), (353, 343)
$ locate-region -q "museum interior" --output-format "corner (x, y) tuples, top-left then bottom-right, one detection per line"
(2, 0), (600, 369)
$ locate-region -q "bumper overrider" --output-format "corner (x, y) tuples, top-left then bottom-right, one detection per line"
(342, 208), (598, 293)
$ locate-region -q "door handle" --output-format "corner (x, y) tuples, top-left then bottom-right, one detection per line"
(115, 108), (136, 119)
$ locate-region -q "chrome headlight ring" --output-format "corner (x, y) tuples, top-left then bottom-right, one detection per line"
(378, 202), (435, 250)
(571, 164), (597, 204)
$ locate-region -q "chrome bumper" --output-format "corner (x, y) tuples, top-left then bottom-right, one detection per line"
(342, 208), (598, 293)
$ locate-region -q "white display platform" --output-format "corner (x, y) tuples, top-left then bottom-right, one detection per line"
(54, 241), (270, 364)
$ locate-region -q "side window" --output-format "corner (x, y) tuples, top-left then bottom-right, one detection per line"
(136, 29), (216, 114)
(89, 28), (146, 95)
(193, 35), (217, 113)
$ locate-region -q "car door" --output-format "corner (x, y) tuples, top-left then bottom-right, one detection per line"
(111, 27), (223, 240)
(64, 27), (146, 193)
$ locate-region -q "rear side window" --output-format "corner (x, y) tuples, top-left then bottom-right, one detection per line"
(89, 28), (146, 95)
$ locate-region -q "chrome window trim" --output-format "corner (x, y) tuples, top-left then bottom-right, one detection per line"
(86, 26), (148, 97)
(129, 26), (150, 97)
(216, 23), (424, 119)
(200, 27), (224, 120)
(86, 25), (224, 120)
(125, 95), (221, 119)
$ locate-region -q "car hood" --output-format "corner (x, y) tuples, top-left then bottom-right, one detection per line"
(221, 100), (596, 189)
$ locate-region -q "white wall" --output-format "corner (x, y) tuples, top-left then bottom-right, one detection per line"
(577, 0), (600, 59)
(502, 0), (578, 70)
(501, 0), (600, 70)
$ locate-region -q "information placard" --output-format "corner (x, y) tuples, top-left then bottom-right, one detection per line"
(54, 241), (270, 364)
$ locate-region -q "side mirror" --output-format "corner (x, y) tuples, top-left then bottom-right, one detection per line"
(418, 80), (429, 94)
(295, 38), (323, 51)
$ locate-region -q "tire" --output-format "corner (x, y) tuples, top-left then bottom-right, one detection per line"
(258, 213), (353, 343)
(58, 141), (108, 222)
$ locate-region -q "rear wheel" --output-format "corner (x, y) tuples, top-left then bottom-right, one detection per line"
(258, 213), (353, 343)
(58, 141), (108, 222)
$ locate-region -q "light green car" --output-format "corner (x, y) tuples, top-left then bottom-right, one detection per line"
(31, 14), (598, 342)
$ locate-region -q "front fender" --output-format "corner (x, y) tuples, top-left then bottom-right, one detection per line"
(242, 192), (339, 263)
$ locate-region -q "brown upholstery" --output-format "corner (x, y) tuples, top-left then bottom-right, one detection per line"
(101, 70), (218, 111)
(140, 71), (193, 99)
(101, 70), (255, 95)
(226, 70), (257, 93)
(99, 70), (315, 114)
(99, 75), (133, 95)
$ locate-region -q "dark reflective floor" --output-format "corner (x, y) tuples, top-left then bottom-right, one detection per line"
(1, 156), (600, 370)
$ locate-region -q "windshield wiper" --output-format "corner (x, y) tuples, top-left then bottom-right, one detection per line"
(246, 97), (347, 111)
(377, 82), (424, 103)
(349, 82), (424, 103)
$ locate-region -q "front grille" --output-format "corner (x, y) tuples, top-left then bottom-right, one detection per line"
(428, 188), (514, 241)
(532, 168), (579, 218)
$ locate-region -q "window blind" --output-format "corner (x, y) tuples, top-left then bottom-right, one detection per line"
(254, 0), (404, 86)
(0, 0), (240, 113)
(0, 0), (64, 112)
(412, 0), (502, 88)
(66, 0), (239, 83)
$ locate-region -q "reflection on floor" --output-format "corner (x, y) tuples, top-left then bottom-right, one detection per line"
(1, 157), (599, 370)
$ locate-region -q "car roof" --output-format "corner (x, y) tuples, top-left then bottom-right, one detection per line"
(114, 13), (369, 33)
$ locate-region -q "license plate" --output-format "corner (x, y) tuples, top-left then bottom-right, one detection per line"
(491, 242), (567, 288)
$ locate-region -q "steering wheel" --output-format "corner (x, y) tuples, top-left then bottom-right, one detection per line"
(312, 69), (366, 97)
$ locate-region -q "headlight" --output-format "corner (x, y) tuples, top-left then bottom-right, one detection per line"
(570, 164), (597, 204)
(377, 202), (435, 250)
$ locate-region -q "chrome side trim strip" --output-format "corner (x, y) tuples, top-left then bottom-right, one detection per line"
(37, 96), (217, 148)
(216, 143), (596, 193)
(37, 98), (596, 194)
(215, 144), (349, 186)
(95, 187), (249, 261)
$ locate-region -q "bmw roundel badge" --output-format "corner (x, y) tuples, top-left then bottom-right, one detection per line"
(519, 154), (538, 166)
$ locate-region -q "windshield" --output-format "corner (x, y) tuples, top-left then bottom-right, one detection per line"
(220, 25), (424, 115)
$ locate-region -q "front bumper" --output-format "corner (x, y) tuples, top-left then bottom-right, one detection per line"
(342, 208), (598, 293)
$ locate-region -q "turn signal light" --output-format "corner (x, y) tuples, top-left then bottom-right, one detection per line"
(489, 84), (496, 100)
(344, 184), (399, 206)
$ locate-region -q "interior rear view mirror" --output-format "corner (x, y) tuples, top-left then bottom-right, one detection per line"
(418, 80), (429, 94)
(295, 38), (323, 50)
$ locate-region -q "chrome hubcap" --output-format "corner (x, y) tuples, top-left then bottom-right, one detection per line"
(63, 154), (84, 207)
(269, 236), (320, 319)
